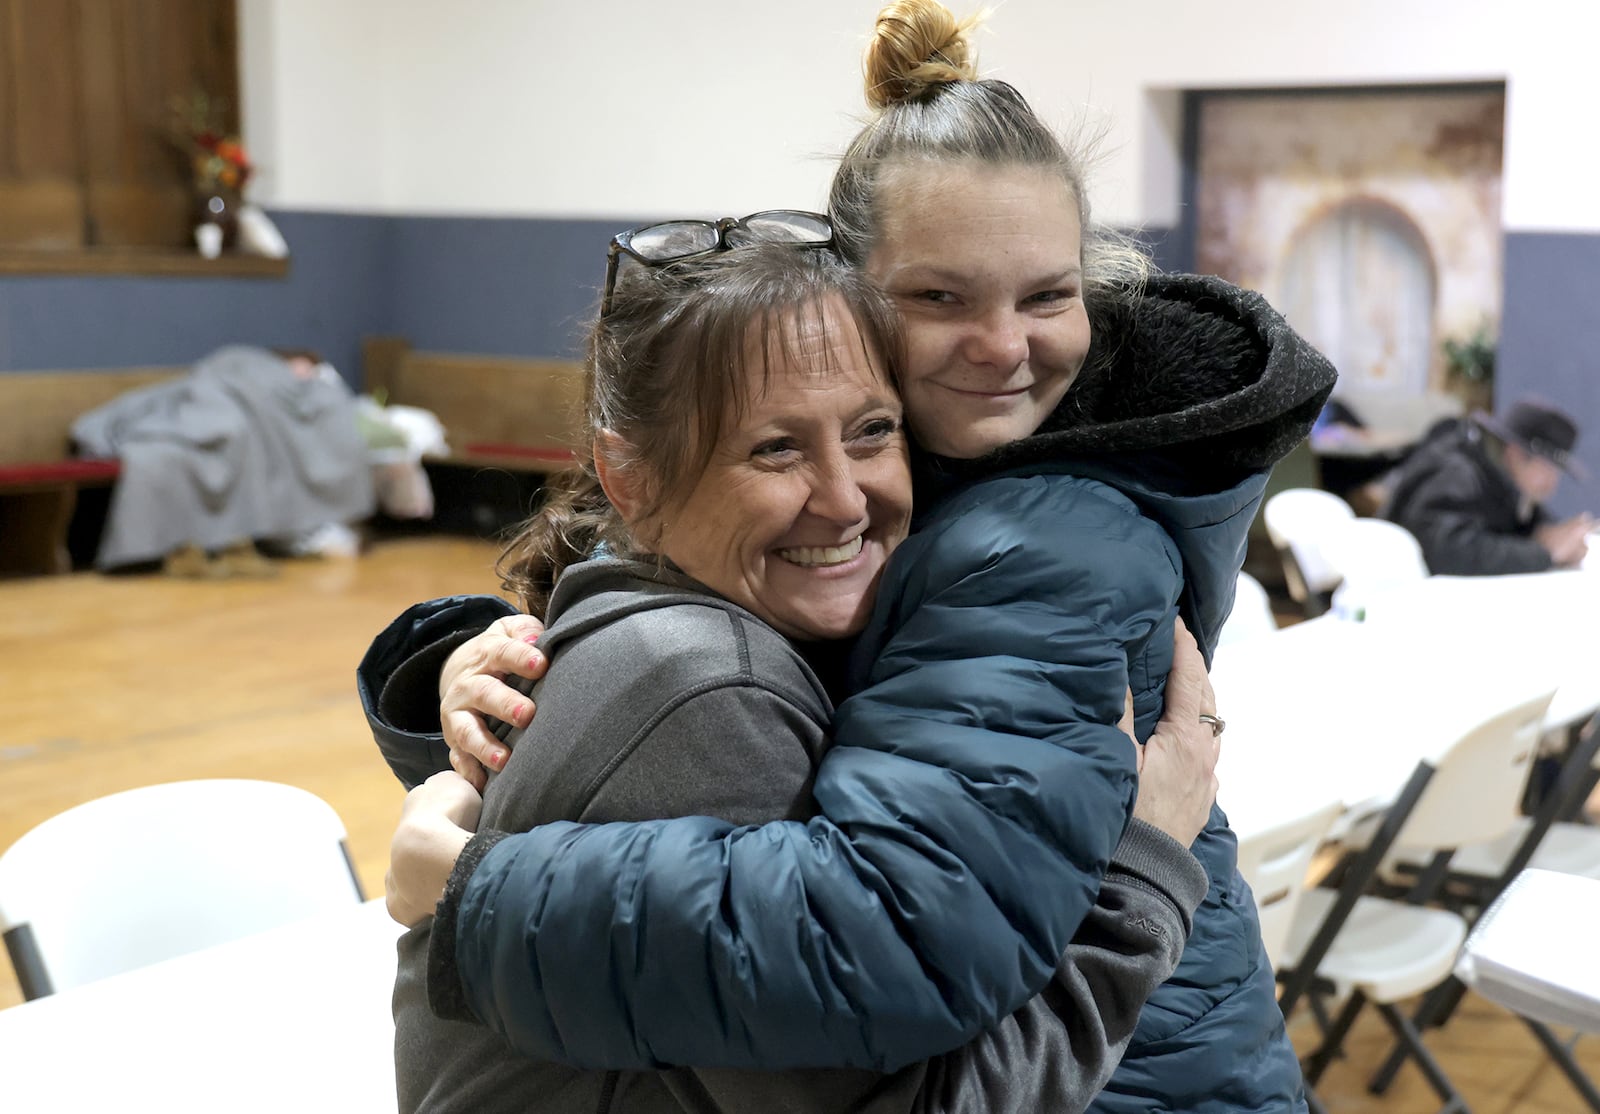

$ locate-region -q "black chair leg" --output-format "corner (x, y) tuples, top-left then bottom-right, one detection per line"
(1308, 989), (1336, 1043)
(1371, 1001), (1470, 1113)
(1369, 976), (1466, 1094)
(2, 924), (53, 1001)
(1526, 1020), (1600, 1113)
(1422, 977), (1470, 1031)
(1304, 990), (1367, 1087)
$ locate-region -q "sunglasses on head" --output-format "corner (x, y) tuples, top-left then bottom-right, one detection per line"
(601, 210), (834, 316)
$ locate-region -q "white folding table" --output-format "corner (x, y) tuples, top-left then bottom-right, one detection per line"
(0, 898), (404, 1113)
(1212, 567), (1600, 844)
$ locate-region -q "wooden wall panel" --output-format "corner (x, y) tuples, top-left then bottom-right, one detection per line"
(0, 181), (85, 249)
(76, 0), (208, 248)
(0, 0), (86, 247)
(0, 1), (239, 250)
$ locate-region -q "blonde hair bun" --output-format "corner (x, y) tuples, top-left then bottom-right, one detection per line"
(864, 0), (985, 109)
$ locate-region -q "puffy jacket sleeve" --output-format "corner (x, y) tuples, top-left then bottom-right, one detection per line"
(917, 819), (1208, 1114)
(448, 480), (1181, 1072)
(357, 594), (521, 789)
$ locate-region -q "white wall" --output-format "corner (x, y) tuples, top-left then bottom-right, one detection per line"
(238, 0), (388, 209)
(241, 0), (1600, 231)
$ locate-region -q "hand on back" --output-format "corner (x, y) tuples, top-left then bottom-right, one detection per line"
(439, 614), (548, 790)
(386, 770), (483, 927)
(1131, 617), (1221, 847)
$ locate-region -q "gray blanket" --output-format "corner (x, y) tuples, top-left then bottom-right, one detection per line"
(73, 345), (375, 568)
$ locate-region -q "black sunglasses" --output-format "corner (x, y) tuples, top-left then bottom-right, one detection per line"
(601, 209), (834, 316)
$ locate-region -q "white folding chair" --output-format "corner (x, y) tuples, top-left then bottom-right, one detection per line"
(1322, 518), (1429, 619)
(1374, 713), (1600, 913)
(1234, 800), (1344, 969)
(0, 779), (364, 999)
(1262, 488), (1356, 616)
(1217, 570), (1279, 649)
(1425, 720), (1600, 888)
(1276, 683), (1556, 1111)
(1366, 718), (1600, 1103)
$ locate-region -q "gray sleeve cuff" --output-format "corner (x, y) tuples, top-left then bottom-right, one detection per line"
(1107, 818), (1209, 935)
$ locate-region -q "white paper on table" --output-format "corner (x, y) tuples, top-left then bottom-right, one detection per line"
(1456, 868), (1600, 1032)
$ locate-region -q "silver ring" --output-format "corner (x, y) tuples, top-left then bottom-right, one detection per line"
(1198, 713), (1225, 737)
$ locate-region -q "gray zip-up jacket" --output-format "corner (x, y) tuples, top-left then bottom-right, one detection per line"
(387, 558), (1208, 1114)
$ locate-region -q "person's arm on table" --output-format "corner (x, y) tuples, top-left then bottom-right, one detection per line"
(1534, 513), (1594, 569)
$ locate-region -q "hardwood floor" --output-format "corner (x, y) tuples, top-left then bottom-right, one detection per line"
(0, 535), (505, 1011)
(1, 535), (1596, 1111)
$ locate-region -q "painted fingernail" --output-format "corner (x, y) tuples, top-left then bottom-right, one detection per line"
(488, 748), (506, 770)
(528, 652), (543, 671)
(519, 701), (534, 724)
(523, 633), (541, 644)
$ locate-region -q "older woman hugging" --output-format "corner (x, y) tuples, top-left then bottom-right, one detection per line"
(380, 238), (1220, 1113)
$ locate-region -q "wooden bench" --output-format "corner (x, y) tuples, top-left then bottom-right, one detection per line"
(0, 345), (585, 575)
(0, 368), (180, 577)
(361, 337), (586, 476)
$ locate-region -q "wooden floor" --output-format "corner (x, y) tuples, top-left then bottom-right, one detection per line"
(0, 534), (505, 1009)
(1, 534), (1597, 1112)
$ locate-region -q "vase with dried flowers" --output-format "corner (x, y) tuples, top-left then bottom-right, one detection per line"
(168, 91), (253, 256)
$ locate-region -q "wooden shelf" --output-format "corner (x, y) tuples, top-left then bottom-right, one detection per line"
(0, 249), (290, 279)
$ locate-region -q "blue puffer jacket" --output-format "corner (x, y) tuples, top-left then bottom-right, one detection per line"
(859, 455), (1293, 1113)
(372, 274), (1336, 1110)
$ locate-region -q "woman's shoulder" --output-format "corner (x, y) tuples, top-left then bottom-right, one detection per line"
(544, 558), (831, 715)
(494, 562), (833, 825)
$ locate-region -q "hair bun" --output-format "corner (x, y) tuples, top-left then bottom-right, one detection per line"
(863, 0), (983, 109)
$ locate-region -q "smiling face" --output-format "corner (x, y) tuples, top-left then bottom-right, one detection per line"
(866, 162), (1091, 459)
(651, 295), (912, 642)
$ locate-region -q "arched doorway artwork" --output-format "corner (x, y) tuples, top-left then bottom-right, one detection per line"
(1278, 199), (1437, 396)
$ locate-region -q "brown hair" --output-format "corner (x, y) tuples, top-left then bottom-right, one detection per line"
(498, 243), (904, 616)
(835, 0), (1150, 373)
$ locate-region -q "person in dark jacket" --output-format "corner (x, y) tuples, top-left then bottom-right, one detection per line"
(1383, 396), (1591, 575)
(384, 242), (1220, 1114)
(368, 3), (1336, 1110)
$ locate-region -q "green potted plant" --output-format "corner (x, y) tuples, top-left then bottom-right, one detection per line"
(1441, 322), (1495, 413)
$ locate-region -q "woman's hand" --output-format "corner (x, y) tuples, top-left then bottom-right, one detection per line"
(386, 771), (483, 927)
(1132, 617), (1222, 847)
(440, 614), (547, 790)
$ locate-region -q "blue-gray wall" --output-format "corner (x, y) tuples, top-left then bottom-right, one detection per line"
(0, 212), (625, 382)
(388, 216), (617, 361)
(0, 213), (391, 383)
(1498, 233), (1600, 518)
(3, 211), (1594, 512)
